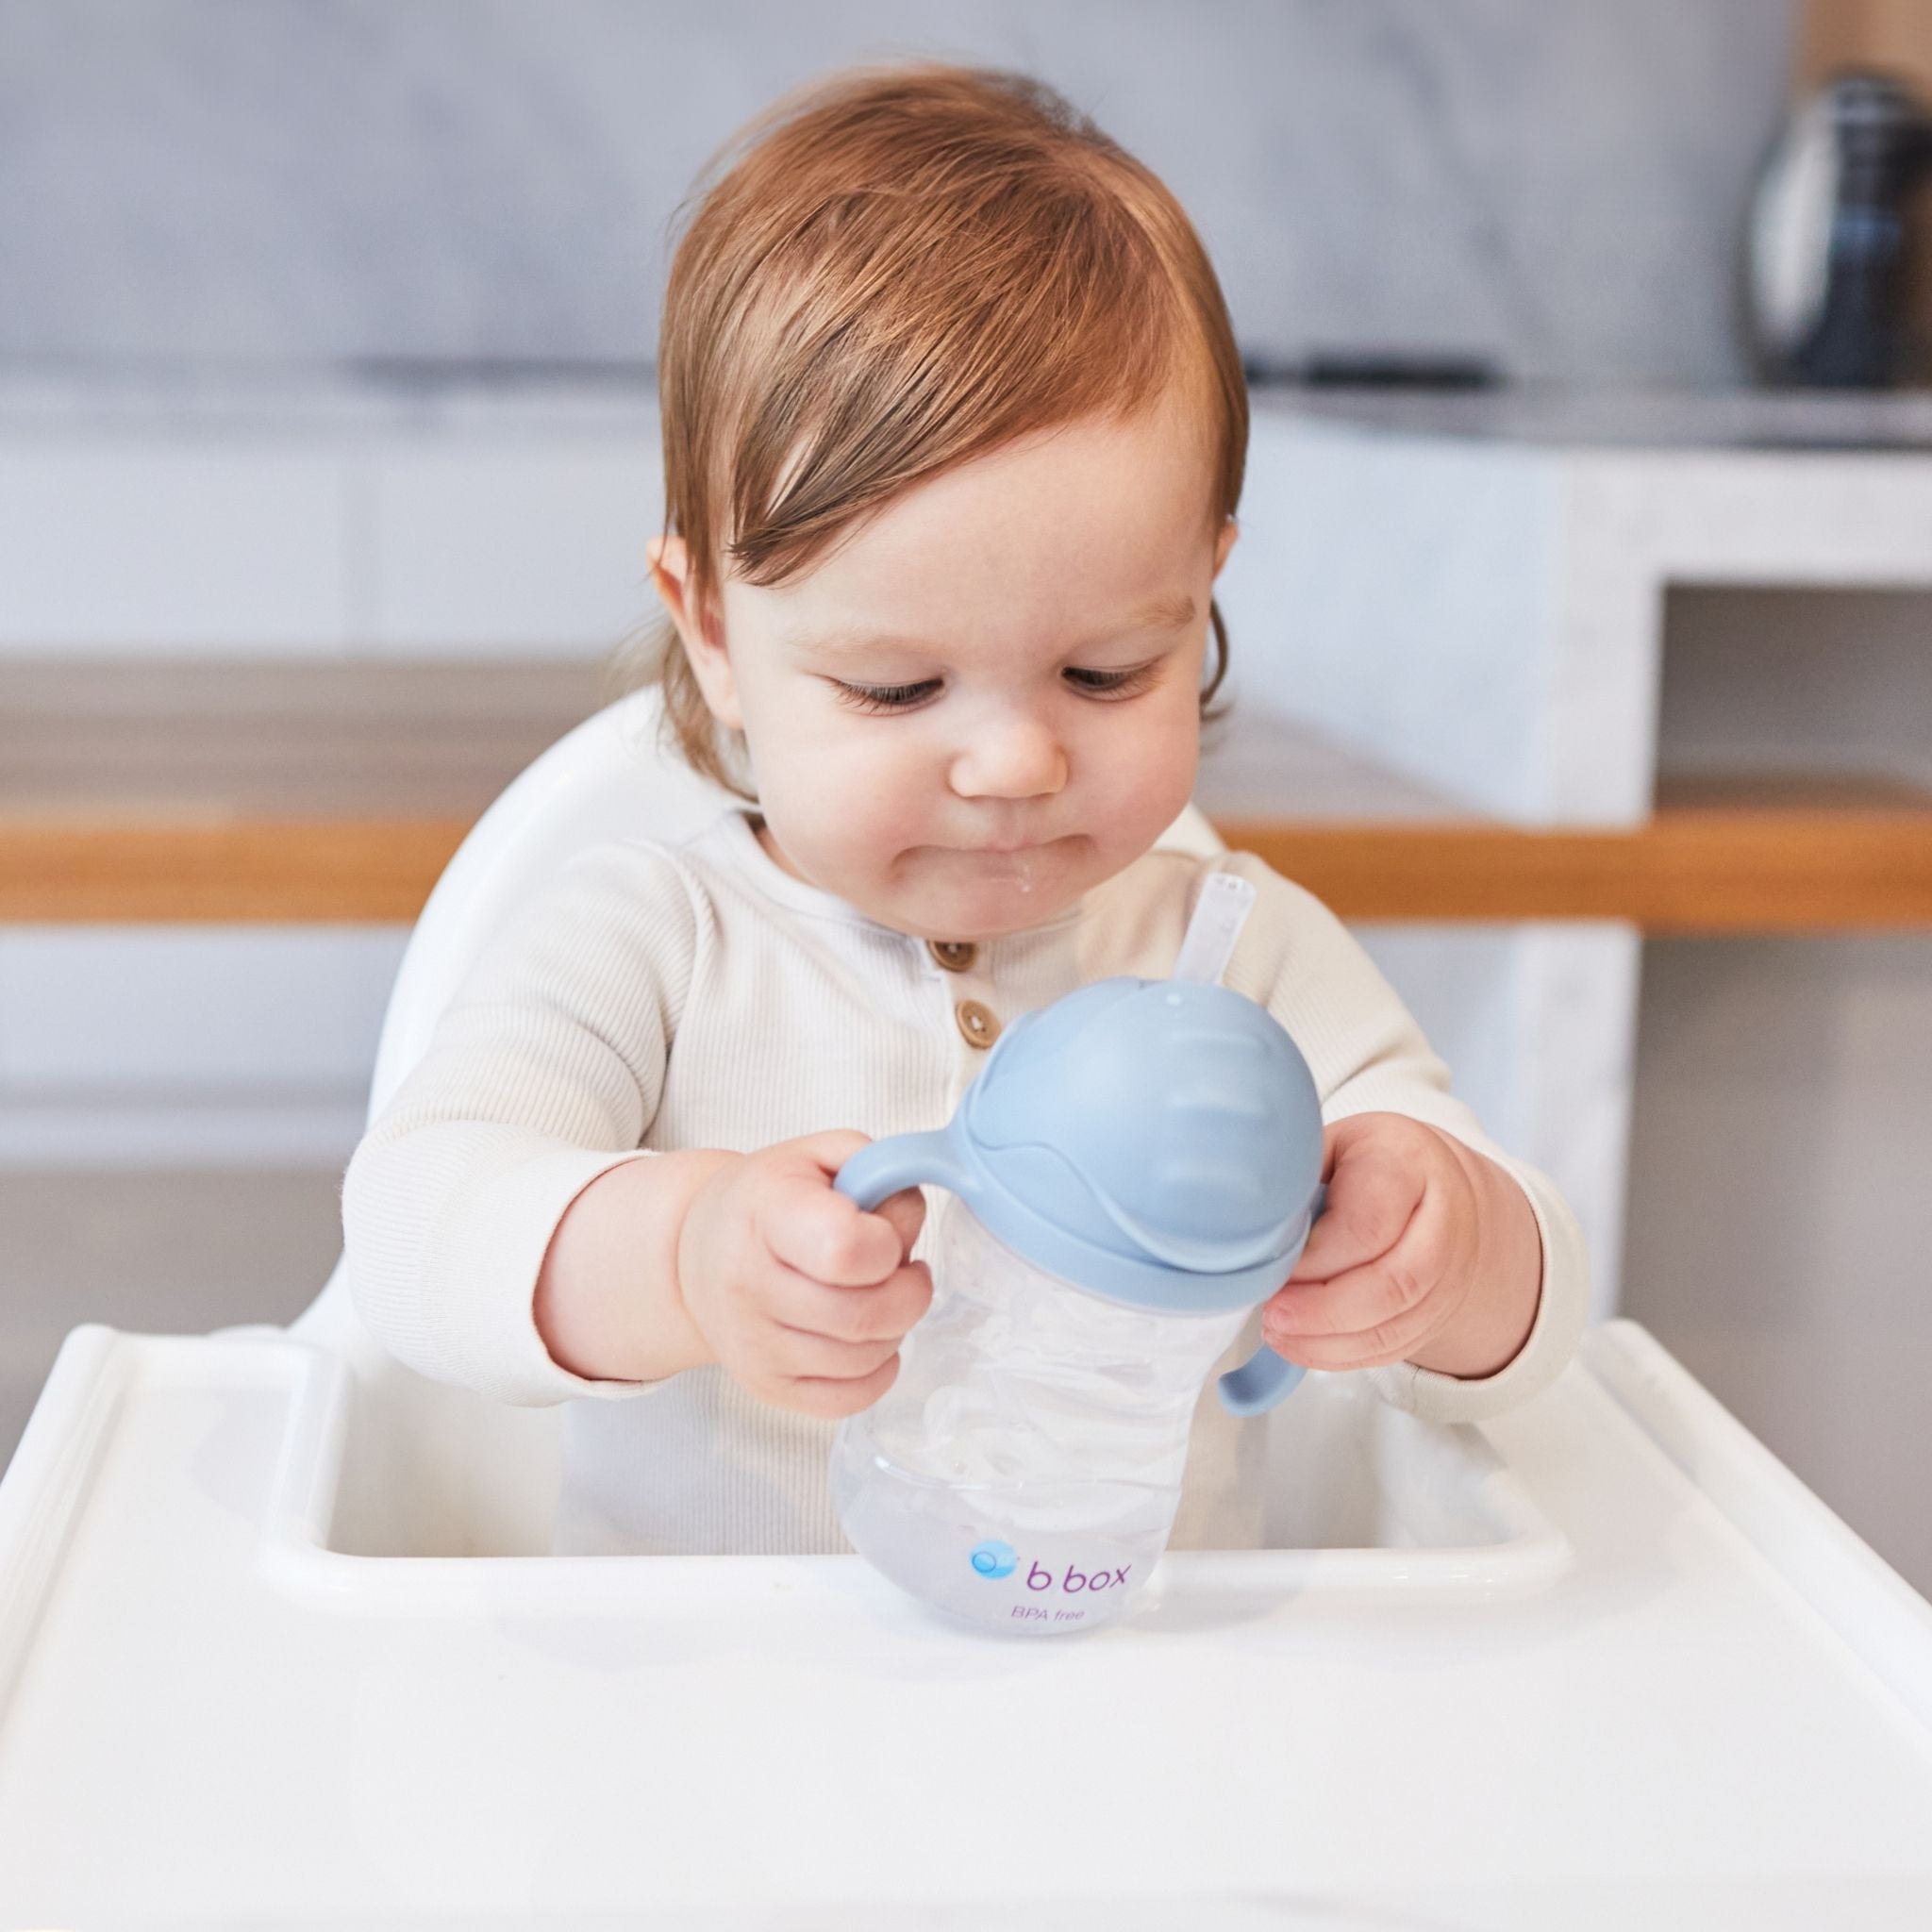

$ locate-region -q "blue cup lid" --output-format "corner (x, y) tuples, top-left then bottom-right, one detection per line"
(837, 976), (1324, 1315)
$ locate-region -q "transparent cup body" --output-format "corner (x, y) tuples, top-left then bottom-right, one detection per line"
(831, 1202), (1248, 1634)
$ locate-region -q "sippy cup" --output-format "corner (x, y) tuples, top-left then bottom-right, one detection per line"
(829, 876), (1326, 1635)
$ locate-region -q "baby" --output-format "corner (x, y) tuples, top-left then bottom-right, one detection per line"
(341, 61), (1588, 1557)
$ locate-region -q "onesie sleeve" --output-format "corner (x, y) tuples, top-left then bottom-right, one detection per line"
(1211, 852), (1590, 1424)
(340, 839), (703, 1407)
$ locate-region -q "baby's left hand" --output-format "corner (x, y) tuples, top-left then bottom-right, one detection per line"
(1259, 1112), (1542, 1381)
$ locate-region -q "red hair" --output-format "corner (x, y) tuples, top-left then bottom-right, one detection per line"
(626, 60), (1248, 794)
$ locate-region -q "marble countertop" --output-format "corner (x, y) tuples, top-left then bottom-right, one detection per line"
(0, 364), (660, 439)
(1257, 382), (1932, 452)
(8, 366), (1932, 453)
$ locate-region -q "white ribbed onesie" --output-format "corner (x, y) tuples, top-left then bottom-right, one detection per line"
(341, 808), (1588, 1555)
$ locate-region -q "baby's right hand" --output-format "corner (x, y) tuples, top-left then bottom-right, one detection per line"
(675, 1130), (932, 1419)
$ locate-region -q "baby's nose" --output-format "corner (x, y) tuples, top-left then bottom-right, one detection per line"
(948, 715), (1068, 799)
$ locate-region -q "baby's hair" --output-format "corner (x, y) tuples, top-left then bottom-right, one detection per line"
(620, 59), (1249, 797)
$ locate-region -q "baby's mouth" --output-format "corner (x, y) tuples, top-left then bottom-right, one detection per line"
(949, 830), (1068, 857)
(948, 838), (1077, 899)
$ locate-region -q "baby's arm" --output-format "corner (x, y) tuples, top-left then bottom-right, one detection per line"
(1212, 854), (1589, 1423)
(341, 841), (700, 1403)
(342, 842), (924, 1412)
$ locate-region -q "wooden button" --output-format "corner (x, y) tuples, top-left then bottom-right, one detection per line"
(954, 998), (1001, 1050)
(929, 939), (977, 973)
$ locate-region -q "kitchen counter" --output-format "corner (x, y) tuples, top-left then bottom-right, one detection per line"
(1259, 381), (1932, 451)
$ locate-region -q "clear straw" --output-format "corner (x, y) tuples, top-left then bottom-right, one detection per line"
(1171, 871), (1257, 987)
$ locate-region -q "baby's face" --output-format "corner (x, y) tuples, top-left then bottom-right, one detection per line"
(653, 395), (1237, 941)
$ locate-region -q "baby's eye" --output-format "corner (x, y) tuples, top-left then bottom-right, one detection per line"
(830, 677), (942, 715)
(1064, 662), (1158, 699)
(829, 661), (1158, 716)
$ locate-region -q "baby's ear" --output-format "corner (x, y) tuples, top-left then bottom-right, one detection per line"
(648, 535), (743, 728)
(645, 532), (697, 628)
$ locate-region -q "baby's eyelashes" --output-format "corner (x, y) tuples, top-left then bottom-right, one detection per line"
(827, 662), (1159, 714)
(831, 677), (942, 714)
(1063, 661), (1158, 699)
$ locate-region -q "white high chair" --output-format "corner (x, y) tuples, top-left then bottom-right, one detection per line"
(291, 684), (1227, 1558)
(8, 690), (1932, 1924)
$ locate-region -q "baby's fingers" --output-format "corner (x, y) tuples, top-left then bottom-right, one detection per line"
(1290, 1123), (1426, 1284)
(775, 1258), (934, 1347)
(763, 1324), (906, 1386)
(759, 1169), (908, 1286)
(1261, 1252), (1445, 1370)
(780, 1356), (904, 1422)
(865, 1184), (925, 1260)
(751, 1257), (933, 1417)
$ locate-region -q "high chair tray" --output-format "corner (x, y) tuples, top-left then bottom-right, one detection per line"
(1, 1320), (1929, 1928)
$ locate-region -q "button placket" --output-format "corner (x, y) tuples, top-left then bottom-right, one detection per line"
(922, 935), (1001, 1053)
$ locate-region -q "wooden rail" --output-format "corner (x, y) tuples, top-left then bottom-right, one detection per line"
(1224, 801), (1932, 933)
(5, 794), (1931, 929)
(5, 662), (1931, 929)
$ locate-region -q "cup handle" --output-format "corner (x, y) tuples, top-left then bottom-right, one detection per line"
(1216, 1182), (1327, 1416)
(831, 1129), (971, 1212)
(1217, 1345), (1306, 1416)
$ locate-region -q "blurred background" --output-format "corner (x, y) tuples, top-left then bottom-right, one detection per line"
(4, 3), (1931, 1587)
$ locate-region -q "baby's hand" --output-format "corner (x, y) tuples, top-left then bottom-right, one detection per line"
(675, 1130), (932, 1419)
(1259, 1112), (1541, 1380)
